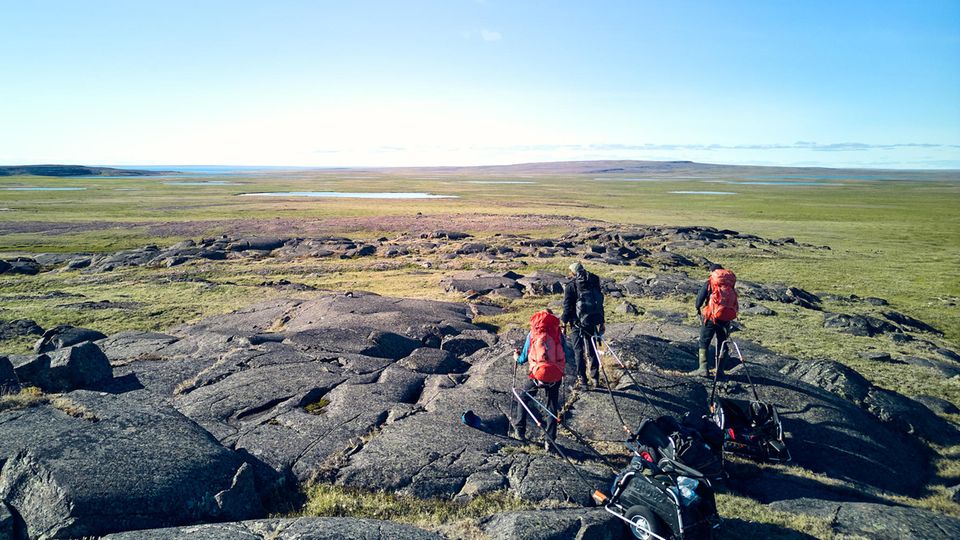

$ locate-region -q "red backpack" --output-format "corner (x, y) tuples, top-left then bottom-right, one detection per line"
(527, 310), (566, 383)
(705, 269), (739, 322)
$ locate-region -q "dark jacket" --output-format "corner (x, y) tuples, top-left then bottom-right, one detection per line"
(695, 280), (711, 313)
(562, 270), (604, 327)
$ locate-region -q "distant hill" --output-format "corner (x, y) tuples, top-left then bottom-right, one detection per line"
(368, 159), (958, 179)
(0, 165), (173, 177)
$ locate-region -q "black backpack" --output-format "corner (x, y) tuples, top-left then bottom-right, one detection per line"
(575, 275), (604, 328)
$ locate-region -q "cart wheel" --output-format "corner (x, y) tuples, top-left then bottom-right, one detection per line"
(624, 505), (667, 540)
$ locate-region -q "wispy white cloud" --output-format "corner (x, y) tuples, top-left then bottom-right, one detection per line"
(479, 29), (502, 42)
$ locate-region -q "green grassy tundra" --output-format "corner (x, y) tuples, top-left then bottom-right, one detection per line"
(1, 163), (959, 538)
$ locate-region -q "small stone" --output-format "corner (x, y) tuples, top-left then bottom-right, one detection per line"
(615, 301), (640, 315)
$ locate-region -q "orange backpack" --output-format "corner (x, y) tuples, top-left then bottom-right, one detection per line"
(527, 310), (566, 383)
(705, 269), (739, 322)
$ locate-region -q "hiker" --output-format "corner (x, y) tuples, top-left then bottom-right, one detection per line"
(691, 263), (739, 377)
(562, 262), (605, 389)
(511, 309), (568, 451)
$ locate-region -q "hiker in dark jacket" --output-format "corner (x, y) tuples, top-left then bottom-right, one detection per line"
(691, 263), (739, 377)
(561, 262), (605, 389)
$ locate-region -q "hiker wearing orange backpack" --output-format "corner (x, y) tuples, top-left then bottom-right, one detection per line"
(510, 309), (570, 451)
(691, 264), (739, 377)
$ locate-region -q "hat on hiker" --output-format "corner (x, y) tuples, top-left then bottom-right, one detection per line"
(569, 262), (584, 275)
(709, 263), (723, 272)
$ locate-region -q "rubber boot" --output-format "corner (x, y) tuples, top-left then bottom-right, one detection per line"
(689, 348), (710, 377)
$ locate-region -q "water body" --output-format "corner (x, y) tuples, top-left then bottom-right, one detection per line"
(3, 187), (87, 191)
(239, 191), (458, 199)
(593, 177), (666, 182)
(669, 191), (737, 195)
(165, 181), (240, 186)
(706, 180), (843, 186)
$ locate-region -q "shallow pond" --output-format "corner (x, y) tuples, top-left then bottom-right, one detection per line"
(239, 191), (458, 199)
(164, 181), (240, 186)
(708, 180), (843, 186)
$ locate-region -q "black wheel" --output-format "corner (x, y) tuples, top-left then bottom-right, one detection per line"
(624, 505), (667, 540)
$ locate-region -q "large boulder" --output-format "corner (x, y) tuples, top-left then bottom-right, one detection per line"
(227, 237), (287, 252)
(0, 258), (40, 276)
(441, 271), (519, 295)
(33, 325), (107, 353)
(101, 517), (444, 539)
(822, 312), (897, 337)
(0, 320), (43, 341)
(0, 357), (20, 394)
(882, 311), (943, 336)
(516, 271), (566, 296)
(45, 341), (113, 392)
(0, 390), (264, 539)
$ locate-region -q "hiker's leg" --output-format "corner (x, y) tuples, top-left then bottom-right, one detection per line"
(693, 320), (715, 375)
(545, 382), (560, 441)
(513, 378), (537, 437)
(573, 327), (588, 384)
(586, 326), (600, 385)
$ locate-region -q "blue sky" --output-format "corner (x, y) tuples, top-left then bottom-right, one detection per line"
(1, 0), (958, 168)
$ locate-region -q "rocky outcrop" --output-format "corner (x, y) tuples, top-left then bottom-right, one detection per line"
(822, 312), (898, 336)
(0, 390), (264, 539)
(769, 498), (960, 539)
(0, 357), (20, 394)
(2, 285), (955, 538)
(482, 508), (620, 540)
(33, 325), (107, 354)
(780, 358), (960, 445)
(0, 320), (43, 341)
(0, 258), (40, 276)
(101, 517), (445, 539)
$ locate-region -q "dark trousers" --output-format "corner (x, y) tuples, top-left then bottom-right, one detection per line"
(514, 378), (561, 440)
(699, 318), (731, 364)
(572, 325), (601, 383)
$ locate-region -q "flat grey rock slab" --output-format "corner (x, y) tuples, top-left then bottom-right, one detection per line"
(482, 508), (620, 540)
(101, 517), (444, 540)
(335, 336), (608, 505)
(0, 389), (263, 539)
(769, 498), (960, 540)
(180, 292), (482, 344)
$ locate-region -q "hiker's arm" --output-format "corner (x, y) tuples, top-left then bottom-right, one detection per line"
(516, 333), (531, 364)
(561, 282), (576, 325)
(695, 281), (709, 313)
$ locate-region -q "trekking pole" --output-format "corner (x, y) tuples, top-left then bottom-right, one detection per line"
(509, 349), (520, 422)
(726, 340), (760, 402)
(522, 389), (620, 472)
(592, 335), (664, 419)
(592, 339), (632, 436)
(511, 388), (603, 492)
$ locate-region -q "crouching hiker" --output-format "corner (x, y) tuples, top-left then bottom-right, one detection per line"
(562, 262), (605, 390)
(510, 309), (569, 451)
(690, 263), (739, 377)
